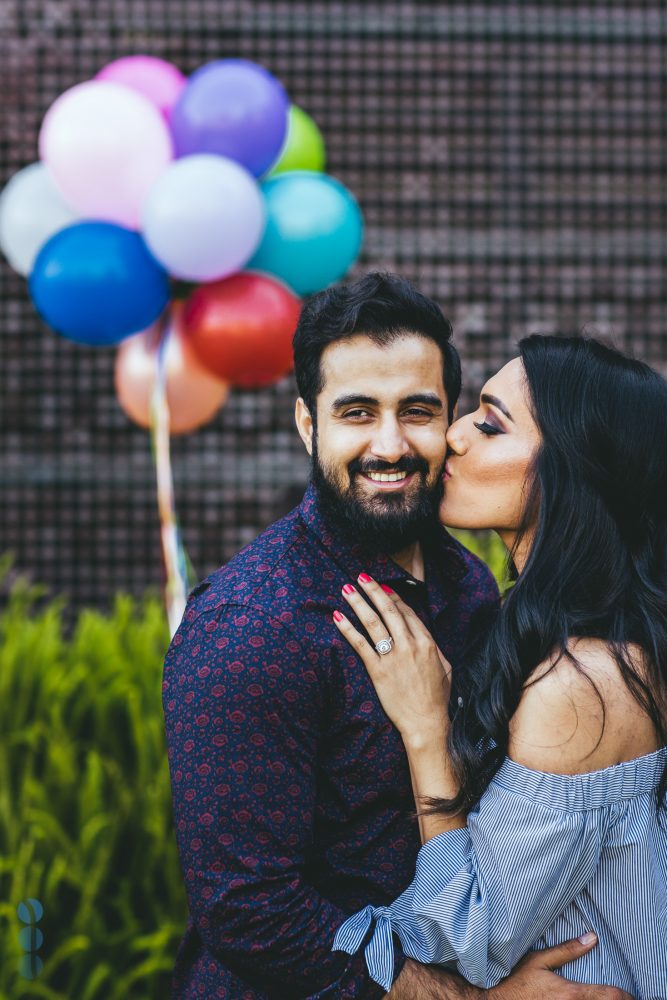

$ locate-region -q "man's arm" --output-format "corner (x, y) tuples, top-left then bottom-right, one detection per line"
(388, 936), (634, 1000)
(163, 597), (395, 998)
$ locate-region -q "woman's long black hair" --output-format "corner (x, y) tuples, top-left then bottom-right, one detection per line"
(441, 335), (667, 814)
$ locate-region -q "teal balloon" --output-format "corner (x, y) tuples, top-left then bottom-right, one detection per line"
(29, 222), (170, 346)
(249, 171), (363, 295)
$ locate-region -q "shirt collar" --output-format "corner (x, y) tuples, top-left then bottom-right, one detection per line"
(297, 484), (467, 608)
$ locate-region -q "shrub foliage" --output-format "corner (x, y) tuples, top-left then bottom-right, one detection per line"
(0, 569), (187, 1000)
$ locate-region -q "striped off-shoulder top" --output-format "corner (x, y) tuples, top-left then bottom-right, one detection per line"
(334, 748), (667, 999)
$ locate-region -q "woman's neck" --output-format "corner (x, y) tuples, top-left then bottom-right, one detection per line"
(496, 529), (533, 575)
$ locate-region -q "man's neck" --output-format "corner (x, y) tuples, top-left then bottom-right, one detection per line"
(389, 541), (425, 582)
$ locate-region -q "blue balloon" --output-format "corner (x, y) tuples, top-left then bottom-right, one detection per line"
(29, 222), (171, 345)
(248, 171), (363, 296)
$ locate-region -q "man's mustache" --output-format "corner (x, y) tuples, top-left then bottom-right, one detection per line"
(348, 456), (430, 476)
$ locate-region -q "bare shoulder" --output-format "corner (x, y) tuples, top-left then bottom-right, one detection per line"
(508, 638), (659, 774)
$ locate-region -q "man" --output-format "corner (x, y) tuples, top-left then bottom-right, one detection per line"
(163, 273), (632, 999)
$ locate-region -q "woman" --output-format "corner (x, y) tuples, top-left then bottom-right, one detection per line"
(330, 336), (667, 997)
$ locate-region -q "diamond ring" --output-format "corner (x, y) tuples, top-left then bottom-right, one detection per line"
(375, 637), (394, 655)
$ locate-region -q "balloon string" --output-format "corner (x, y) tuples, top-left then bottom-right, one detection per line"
(149, 313), (192, 637)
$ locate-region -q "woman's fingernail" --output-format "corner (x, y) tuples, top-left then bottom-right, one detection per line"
(333, 610), (344, 622)
(380, 584), (394, 594)
(578, 932), (597, 946)
(358, 573), (372, 583)
(342, 584), (356, 595)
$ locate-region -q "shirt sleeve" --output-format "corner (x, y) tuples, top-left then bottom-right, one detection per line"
(163, 596), (404, 998)
(333, 772), (607, 990)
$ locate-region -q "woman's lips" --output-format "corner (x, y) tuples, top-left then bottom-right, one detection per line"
(443, 461), (452, 480)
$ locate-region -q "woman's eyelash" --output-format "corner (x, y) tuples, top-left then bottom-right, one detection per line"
(473, 420), (502, 436)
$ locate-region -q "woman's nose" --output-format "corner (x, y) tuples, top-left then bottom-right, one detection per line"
(446, 418), (468, 455)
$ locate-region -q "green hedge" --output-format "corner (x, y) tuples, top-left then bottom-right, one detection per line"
(0, 567), (186, 1000)
(448, 528), (510, 592)
(0, 531), (506, 999)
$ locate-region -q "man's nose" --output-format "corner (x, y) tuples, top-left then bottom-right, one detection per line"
(369, 417), (411, 465)
(446, 418), (469, 456)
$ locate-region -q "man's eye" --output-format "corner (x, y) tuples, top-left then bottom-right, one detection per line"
(344, 409), (372, 418)
(403, 408), (431, 418)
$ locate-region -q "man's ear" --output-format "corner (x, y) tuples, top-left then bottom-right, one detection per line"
(295, 398), (314, 455)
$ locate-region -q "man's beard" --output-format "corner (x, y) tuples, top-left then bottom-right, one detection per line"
(311, 436), (445, 555)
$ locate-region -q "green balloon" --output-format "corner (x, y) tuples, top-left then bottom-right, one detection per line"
(269, 105), (326, 175)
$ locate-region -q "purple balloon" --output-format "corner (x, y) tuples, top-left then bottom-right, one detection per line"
(170, 59), (289, 177)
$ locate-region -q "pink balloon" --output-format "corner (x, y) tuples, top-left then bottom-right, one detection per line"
(115, 310), (230, 434)
(39, 80), (173, 229)
(97, 55), (186, 121)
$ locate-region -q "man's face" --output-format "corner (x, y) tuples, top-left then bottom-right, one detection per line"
(295, 333), (450, 553)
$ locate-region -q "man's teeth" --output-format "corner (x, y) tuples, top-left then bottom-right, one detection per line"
(366, 471), (409, 482)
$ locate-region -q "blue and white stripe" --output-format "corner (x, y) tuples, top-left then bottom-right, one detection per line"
(333, 747), (667, 998)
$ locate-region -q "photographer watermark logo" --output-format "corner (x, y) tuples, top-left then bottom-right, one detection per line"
(17, 898), (43, 979)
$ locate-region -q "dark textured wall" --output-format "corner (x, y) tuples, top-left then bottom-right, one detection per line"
(1, 2), (665, 610)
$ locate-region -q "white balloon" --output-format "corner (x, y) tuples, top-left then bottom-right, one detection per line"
(39, 80), (174, 229)
(0, 162), (79, 276)
(141, 154), (266, 281)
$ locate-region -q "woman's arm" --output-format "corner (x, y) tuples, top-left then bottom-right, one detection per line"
(332, 581), (641, 990)
(333, 756), (608, 989)
(333, 574), (464, 841)
(405, 738), (465, 842)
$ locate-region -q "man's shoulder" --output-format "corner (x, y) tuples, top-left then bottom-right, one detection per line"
(182, 506), (311, 624)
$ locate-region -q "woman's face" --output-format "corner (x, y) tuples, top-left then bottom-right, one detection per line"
(440, 358), (541, 544)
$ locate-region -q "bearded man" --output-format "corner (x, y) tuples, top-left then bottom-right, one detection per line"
(163, 272), (624, 1000)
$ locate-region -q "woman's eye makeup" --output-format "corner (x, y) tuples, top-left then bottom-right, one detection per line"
(473, 418), (503, 436)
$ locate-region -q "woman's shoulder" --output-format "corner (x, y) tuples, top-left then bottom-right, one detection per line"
(508, 638), (660, 774)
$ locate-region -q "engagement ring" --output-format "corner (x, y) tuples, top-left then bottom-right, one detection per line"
(375, 637), (394, 655)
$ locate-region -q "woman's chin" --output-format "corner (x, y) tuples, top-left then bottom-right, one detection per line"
(438, 500), (466, 529)
(438, 502), (490, 532)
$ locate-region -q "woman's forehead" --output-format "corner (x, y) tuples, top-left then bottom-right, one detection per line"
(482, 357), (526, 402)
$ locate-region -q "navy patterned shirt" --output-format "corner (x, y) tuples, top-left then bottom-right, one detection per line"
(162, 484), (499, 999)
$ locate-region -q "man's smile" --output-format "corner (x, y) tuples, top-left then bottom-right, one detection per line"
(358, 470), (417, 491)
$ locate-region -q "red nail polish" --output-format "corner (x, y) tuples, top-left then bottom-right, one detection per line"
(342, 584), (356, 595)
(333, 610), (344, 622)
(381, 584), (394, 595)
(358, 573), (372, 583)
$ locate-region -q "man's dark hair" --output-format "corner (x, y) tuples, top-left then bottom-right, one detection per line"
(292, 271), (461, 423)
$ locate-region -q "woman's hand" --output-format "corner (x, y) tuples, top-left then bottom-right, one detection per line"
(333, 573), (452, 750)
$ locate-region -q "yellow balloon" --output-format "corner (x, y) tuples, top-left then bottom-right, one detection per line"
(269, 105), (326, 175)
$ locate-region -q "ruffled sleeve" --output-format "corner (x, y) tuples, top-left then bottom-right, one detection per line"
(334, 759), (624, 989)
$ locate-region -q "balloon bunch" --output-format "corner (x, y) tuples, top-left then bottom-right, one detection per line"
(0, 54), (364, 423)
(0, 55), (364, 633)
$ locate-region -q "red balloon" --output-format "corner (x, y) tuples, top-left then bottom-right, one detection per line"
(182, 272), (302, 388)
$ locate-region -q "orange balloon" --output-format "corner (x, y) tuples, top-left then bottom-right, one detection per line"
(115, 309), (230, 434)
(182, 271), (302, 388)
